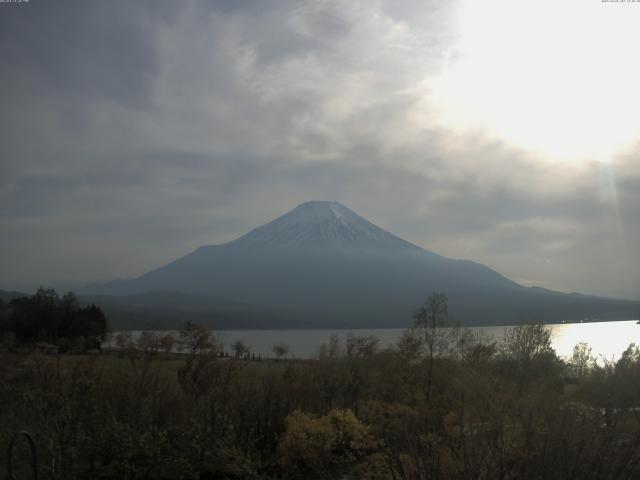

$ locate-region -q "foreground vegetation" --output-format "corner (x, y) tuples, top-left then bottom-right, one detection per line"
(2, 293), (640, 479)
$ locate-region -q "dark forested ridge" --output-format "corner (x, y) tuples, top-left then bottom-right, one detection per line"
(4, 285), (639, 332)
(78, 291), (307, 330)
(2, 289), (306, 331)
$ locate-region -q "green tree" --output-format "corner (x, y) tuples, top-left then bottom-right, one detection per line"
(115, 331), (134, 351)
(272, 343), (290, 360)
(159, 333), (176, 354)
(568, 342), (596, 378)
(137, 331), (161, 354)
(10, 287), (59, 344)
(7, 289), (107, 349)
(231, 339), (250, 358)
(412, 292), (457, 401)
(500, 321), (561, 389)
(0, 297), (10, 340)
(318, 334), (342, 360)
(500, 321), (554, 363)
(178, 321), (215, 355)
(346, 334), (380, 359)
(279, 409), (379, 478)
(80, 304), (109, 350)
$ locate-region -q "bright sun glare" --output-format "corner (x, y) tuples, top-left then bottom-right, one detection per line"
(431, 0), (640, 163)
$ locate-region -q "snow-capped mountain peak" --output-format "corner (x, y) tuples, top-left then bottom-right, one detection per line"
(228, 201), (425, 250)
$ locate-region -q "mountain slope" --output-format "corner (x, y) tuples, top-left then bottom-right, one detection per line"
(78, 291), (305, 330)
(87, 201), (640, 327)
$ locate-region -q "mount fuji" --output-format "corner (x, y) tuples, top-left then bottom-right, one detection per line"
(87, 201), (639, 327)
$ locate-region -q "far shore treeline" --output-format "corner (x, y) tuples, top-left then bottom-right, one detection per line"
(0, 287), (108, 352)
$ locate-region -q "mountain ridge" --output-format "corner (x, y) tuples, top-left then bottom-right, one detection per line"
(84, 201), (640, 327)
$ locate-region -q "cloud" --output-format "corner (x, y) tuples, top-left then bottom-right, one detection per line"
(0, 0), (638, 299)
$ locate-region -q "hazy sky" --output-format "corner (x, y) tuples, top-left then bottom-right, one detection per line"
(1, 0), (639, 299)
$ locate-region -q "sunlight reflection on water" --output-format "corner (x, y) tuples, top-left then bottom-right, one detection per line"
(216, 320), (640, 361)
(548, 320), (640, 363)
(119, 320), (640, 361)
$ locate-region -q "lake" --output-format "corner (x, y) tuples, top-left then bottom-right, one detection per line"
(114, 319), (640, 361)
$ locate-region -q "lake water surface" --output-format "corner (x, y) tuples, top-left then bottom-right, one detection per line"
(117, 320), (640, 361)
(215, 320), (640, 361)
